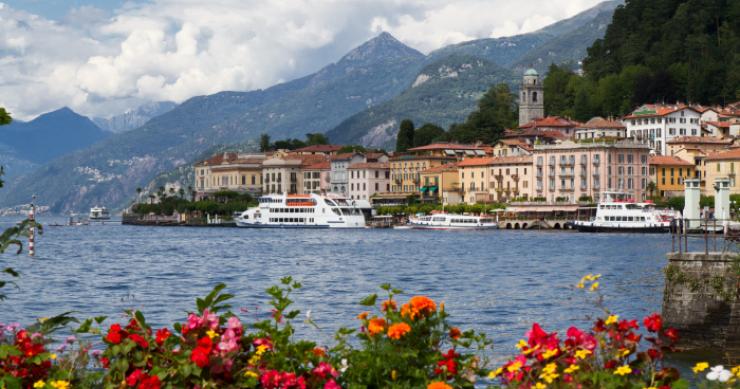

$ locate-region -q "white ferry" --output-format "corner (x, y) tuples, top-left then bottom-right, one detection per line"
(408, 213), (498, 230)
(571, 192), (673, 233)
(235, 193), (365, 228)
(89, 206), (111, 221)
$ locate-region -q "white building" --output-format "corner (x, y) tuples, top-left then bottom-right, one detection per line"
(329, 152), (388, 196)
(622, 104), (702, 156)
(347, 162), (390, 201)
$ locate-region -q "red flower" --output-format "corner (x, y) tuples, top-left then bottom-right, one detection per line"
(128, 333), (149, 349)
(663, 327), (679, 342)
(435, 349), (458, 377)
(155, 328), (171, 346)
(191, 347), (210, 368)
(618, 319), (639, 332)
(647, 348), (662, 360)
(312, 362), (338, 379)
(324, 379), (341, 389)
(100, 357), (110, 368)
(126, 369), (144, 387)
(139, 375), (161, 389)
(643, 313), (662, 332)
(106, 323), (126, 345)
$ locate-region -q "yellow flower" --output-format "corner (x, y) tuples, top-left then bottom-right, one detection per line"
(732, 365), (740, 377)
(541, 348), (559, 359)
(524, 344), (540, 355)
(583, 274), (595, 281)
(590, 282), (600, 291)
(206, 330), (218, 339)
(534, 383), (547, 389)
(244, 371), (258, 379)
(605, 315), (618, 325)
(50, 381), (70, 389)
(564, 364), (579, 374)
(692, 362), (710, 373)
(542, 363), (557, 374)
(487, 367), (503, 379)
(506, 361), (523, 373)
(516, 339), (528, 350)
(256, 344), (270, 356)
(391, 370), (397, 381)
(50, 353), (57, 360)
(614, 365), (632, 376)
(643, 387), (658, 389)
(539, 372), (559, 384)
(619, 348), (631, 357)
(33, 381), (45, 389)
(576, 281), (585, 289)
(575, 349), (592, 360)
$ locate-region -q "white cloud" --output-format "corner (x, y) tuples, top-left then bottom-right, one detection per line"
(0, 0), (603, 120)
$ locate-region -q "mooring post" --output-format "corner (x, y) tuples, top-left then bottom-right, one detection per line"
(705, 214), (709, 256)
(28, 195), (35, 257)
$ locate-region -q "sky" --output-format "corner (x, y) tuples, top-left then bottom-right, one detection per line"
(0, 0), (603, 121)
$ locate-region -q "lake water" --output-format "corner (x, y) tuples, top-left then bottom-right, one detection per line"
(0, 217), (703, 364)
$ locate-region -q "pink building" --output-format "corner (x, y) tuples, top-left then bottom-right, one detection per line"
(302, 161), (331, 194)
(347, 162), (390, 201)
(532, 141), (651, 203)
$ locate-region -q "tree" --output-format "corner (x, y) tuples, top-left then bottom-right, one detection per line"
(259, 133), (271, 152)
(0, 107), (11, 126)
(447, 83), (518, 144)
(413, 124), (446, 147)
(396, 119), (415, 152)
(178, 188), (185, 198)
(305, 133), (329, 146)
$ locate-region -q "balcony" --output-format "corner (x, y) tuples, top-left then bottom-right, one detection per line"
(592, 159), (601, 166)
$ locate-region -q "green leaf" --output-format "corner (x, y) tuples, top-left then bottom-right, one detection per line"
(134, 310), (147, 328)
(0, 344), (22, 358)
(359, 294), (377, 306)
(94, 315), (107, 324)
(76, 318), (92, 333)
(380, 283), (391, 291)
(3, 267), (19, 277)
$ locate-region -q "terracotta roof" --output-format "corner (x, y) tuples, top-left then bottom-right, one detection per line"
(365, 152), (388, 161)
(649, 156), (693, 166)
(329, 153), (358, 161)
(705, 148), (740, 161)
(499, 139), (534, 151)
(580, 116), (625, 129)
(348, 162), (389, 169)
(519, 116), (580, 129)
(292, 144), (342, 153)
(195, 152), (265, 166)
(303, 161), (330, 170)
(420, 163), (458, 174)
(666, 136), (732, 145)
(623, 103), (700, 119)
(505, 128), (570, 140)
(456, 156), (532, 167)
(407, 143), (485, 151)
(705, 121), (732, 129)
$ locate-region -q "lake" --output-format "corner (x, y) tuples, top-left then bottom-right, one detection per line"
(0, 217), (696, 364)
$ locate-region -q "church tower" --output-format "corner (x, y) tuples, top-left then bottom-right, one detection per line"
(518, 68), (544, 125)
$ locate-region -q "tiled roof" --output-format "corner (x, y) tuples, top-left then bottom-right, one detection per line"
(329, 153), (358, 161)
(499, 139), (535, 151)
(456, 156), (532, 167)
(407, 143), (484, 151)
(519, 116), (580, 129)
(580, 116), (625, 129)
(705, 148), (740, 161)
(348, 162), (389, 169)
(704, 121), (732, 129)
(623, 103), (699, 119)
(292, 144), (343, 153)
(648, 156), (693, 166)
(195, 152), (265, 166)
(303, 161), (330, 170)
(420, 163), (458, 174)
(666, 136), (732, 145)
(505, 128), (570, 140)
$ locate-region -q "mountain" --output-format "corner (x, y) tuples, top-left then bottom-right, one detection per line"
(0, 107), (109, 164)
(0, 32), (427, 213)
(327, 55), (516, 148)
(93, 102), (177, 133)
(0, 144), (38, 184)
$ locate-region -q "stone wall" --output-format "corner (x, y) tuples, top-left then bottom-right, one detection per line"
(662, 252), (740, 360)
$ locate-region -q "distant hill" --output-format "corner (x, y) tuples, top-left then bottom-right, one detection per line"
(327, 55), (516, 148)
(93, 102), (177, 133)
(0, 107), (109, 164)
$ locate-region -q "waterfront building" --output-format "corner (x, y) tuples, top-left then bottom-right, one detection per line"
(457, 156), (533, 204)
(648, 156), (694, 197)
(302, 161), (331, 194)
(262, 155), (327, 195)
(330, 152), (388, 196)
(292, 144), (343, 156)
(502, 128), (568, 146)
(623, 103), (702, 155)
(389, 143), (485, 194)
(347, 162), (390, 201)
(666, 136), (734, 180)
(518, 68), (544, 125)
(418, 163), (460, 204)
(575, 117), (626, 140)
(491, 139), (533, 157)
(194, 152), (266, 200)
(518, 116), (581, 139)
(703, 120), (740, 138)
(703, 149), (740, 195)
(531, 141), (651, 203)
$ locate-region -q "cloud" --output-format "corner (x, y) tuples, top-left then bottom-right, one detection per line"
(0, 0), (603, 120)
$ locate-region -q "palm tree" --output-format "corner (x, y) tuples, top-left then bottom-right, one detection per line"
(178, 188), (185, 198)
(136, 187), (142, 201)
(148, 194), (155, 204)
(647, 181), (657, 198)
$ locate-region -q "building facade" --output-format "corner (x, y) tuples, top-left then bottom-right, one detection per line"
(623, 104), (702, 155)
(532, 141), (651, 203)
(419, 163), (460, 203)
(518, 68), (544, 125)
(193, 153), (266, 200)
(330, 153), (367, 196)
(261, 157), (304, 194)
(302, 161), (330, 194)
(575, 117), (626, 140)
(457, 156), (533, 204)
(347, 162), (390, 201)
(666, 136), (734, 180)
(648, 156), (694, 197)
(389, 143), (485, 194)
(703, 149), (740, 195)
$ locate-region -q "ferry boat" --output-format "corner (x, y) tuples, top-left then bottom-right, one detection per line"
(571, 192), (673, 233)
(408, 213), (498, 230)
(235, 193), (365, 228)
(89, 206), (111, 221)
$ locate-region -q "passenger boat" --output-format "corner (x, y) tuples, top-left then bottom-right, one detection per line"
(571, 192), (673, 233)
(89, 206), (111, 221)
(407, 213), (498, 230)
(235, 193), (365, 228)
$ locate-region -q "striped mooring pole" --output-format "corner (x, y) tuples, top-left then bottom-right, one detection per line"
(28, 195), (35, 257)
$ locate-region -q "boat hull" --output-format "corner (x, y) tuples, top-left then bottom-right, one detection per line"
(408, 224), (498, 230)
(236, 222), (329, 229)
(572, 222), (669, 233)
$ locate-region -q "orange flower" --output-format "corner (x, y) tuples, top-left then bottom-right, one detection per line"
(381, 299), (398, 312)
(449, 327), (461, 340)
(427, 382), (453, 389)
(367, 317), (386, 336)
(387, 322), (412, 340)
(311, 347), (326, 357)
(401, 296), (437, 320)
(357, 311), (369, 320)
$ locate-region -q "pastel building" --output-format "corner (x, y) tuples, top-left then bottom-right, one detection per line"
(623, 104), (702, 155)
(194, 152), (266, 199)
(457, 156), (533, 204)
(703, 149), (740, 195)
(302, 161), (331, 194)
(389, 143), (486, 194)
(648, 156), (694, 197)
(575, 117), (626, 140)
(347, 162), (390, 201)
(419, 163), (460, 204)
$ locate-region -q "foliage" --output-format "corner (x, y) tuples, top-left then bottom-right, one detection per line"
(395, 119), (415, 152)
(259, 134), (271, 153)
(446, 83), (518, 144)
(413, 124), (446, 148)
(577, 195), (593, 203)
(131, 191), (257, 217)
(0, 107), (11, 126)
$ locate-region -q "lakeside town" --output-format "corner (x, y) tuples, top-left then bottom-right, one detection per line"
(128, 69), (740, 228)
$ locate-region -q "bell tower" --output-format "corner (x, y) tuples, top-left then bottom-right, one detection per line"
(519, 68), (544, 125)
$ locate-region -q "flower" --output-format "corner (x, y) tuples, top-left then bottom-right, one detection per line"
(590, 282), (599, 291)
(506, 360), (523, 373)
(692, 362), (710, 373)
(605, 315), (619, 325)
(50, 381), (70, 389)
(367, 317), (386, 336)
(449, 327), (461, 340)
(357, 311), (369, 320)
(663, 327), (679, 342)
(643, 313), (662, 332)
(339, 358), (349, 373)
(49, 353), (57, 360)
(541, 348), (559, 359)
(706, 365), (732, 382)
(312, 362), (339, 379)
(731, 365), (740, 378)
(387, 322), (411, 340)
(488, 367), (503, 379)
(324, 379), (341, 389)
(105, 323), (125, 344)
(400, 296), (437, 320)
(127, 369), (145, 387)
(128, 333), (149, 348)
(564, 364), (579, 374)
(155, 328), (171, 346)
(381, 299), (397, 312)
(191, 336), (213, 368)
(614, 365), (632, 376)
(427, 382), (453, 389)
(575, 349), (592, 360)
(245, 371), (258, 379)
(206, 329), (218, 339)
(516, 339), (528, 350)
(534, 383), (547, 389)
(33, 381), (45, 389)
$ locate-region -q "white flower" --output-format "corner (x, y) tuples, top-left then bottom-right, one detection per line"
(305, 310), (312, 321)
(707, 365), (732, 382)
(339, 358), (349, 373)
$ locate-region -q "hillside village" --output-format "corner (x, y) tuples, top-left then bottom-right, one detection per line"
(187, 68), (740, 217)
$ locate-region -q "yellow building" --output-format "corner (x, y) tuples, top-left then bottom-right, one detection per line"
(703, 148), (740, 195)
(389, 143), (485, 194)
(456, 156), (533, 204)
(194, 153), (265, 199)
(648, 156), (694, 197)
(419, 163), (460, 203)
(666, 136), (733, 181)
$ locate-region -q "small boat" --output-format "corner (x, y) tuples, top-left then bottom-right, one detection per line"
(235, 193), (365, 228)
(571, 192), (672, 233)
(407, 213), (498, 230)
(89, 206), (111, 221)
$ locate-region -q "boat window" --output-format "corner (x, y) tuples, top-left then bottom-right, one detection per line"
(432, 217), (446, 222)
(325, 199), (338, 206)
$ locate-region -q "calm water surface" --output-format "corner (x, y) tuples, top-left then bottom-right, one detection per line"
(0, 217), (689, 363)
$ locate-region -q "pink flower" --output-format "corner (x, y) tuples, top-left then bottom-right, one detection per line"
(312, 362), (339, 379)
(227, 316), (242, 333)
(324, 379), (341, 389)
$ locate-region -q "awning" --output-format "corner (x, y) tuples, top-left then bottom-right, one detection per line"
(428, 186), (439, 192)
(419, 186), (429, 193)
